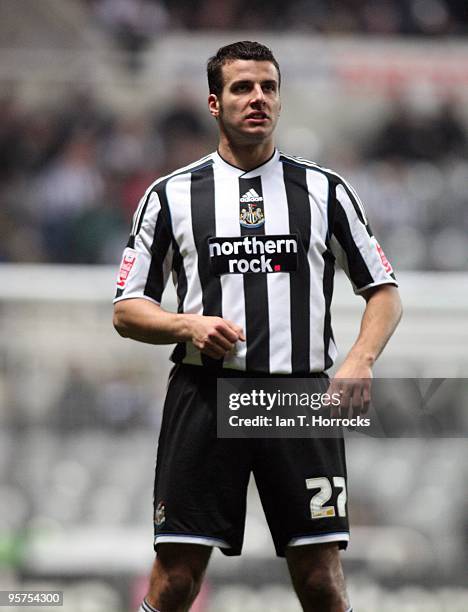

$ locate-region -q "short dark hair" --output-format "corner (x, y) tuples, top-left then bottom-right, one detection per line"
(207, 41), (281, 97)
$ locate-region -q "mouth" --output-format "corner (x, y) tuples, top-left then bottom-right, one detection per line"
(245, 111), (269, 122)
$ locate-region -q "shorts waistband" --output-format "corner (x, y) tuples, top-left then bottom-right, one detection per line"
(173, 363), (328, 379)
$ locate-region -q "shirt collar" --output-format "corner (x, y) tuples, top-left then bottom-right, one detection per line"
(213, 148), (279, 178)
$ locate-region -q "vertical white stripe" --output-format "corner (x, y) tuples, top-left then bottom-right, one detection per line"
(161, 243), (174, 293)
(336, 184), (394, 289)
(285, 152), (367, 223)
(132, 178), (167, 236)
(165, 173), (204, 366)
(131, 154), (212, 235)
(135, 191), (160, 252)
(212, 164), (247, 371)
(263, 166), (292, 374)
(132, 154), (213, 236)
(340, 179), (367, 224)
(121, 191), (162, 299)
(329, 337), (338, 363)
(305, 169), (330, 371)
(166, 174), (204, 315)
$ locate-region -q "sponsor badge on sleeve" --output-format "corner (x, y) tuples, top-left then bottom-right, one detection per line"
(375, 241), (393, 274)
(117, 248), (137, 289)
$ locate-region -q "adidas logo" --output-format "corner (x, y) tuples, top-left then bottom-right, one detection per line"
(240, 188), (263, 203)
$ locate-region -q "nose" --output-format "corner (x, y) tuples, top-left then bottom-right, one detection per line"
(250, 84), (266, 106)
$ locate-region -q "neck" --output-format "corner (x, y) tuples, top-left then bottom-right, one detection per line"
(217, 137), (275, 172)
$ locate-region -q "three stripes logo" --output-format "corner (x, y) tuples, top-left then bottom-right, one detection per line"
(240, 188), (263, 203)
(239, 188), (265, 228)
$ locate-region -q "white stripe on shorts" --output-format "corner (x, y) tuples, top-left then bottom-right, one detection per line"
(287, 531), (350, 547)
(155, 534), (231, 548)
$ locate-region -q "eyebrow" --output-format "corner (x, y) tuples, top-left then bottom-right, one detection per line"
(230, 79), (278, 88)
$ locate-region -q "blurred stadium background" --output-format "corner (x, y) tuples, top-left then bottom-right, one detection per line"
(1, 1), (467, 610)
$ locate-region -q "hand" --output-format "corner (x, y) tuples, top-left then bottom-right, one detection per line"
(327, 358), (372, 418)
(185, 315), (245, 360)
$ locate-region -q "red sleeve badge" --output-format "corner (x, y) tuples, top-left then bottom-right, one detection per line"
(117, 248), (137, 289)
(375, 241), (393, 274)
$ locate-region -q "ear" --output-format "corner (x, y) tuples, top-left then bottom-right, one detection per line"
(208, 93), (220, 118)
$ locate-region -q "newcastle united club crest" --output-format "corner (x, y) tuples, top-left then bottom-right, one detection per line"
(239, 188), (265, 229)
(154, 501), (166, 527)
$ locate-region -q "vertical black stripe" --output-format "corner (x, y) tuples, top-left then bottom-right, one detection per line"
(283, 163), (311, 373)
(157, 162), (213, 365)
(322, 250), (335, 370)
(170, 238), (188, 363)
(333, 199), (374, 288)
(144, 185), (172, 302)
(172, 240), (188, 314)
(340, 182), (366, 224)
(126, 196), (145, 249)
(323, 180), (337, 370)
(190, 165), (223, 368)
(135, 190), (153, 236)
(239, 176), (269, 372)
(339, 181), (375, 238)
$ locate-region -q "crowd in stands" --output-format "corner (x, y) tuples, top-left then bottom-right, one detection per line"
(1, 1), (467, 269)
(86, 0), (468, 58)
(0, 86), (467, 269)
(0, 89), (216, 264)
(355, 97), (468, 271)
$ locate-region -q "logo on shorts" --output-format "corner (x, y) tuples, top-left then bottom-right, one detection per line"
(240, 189), (265, 228)
(155, 501), (166, 527)
(117, 248), (137, 289)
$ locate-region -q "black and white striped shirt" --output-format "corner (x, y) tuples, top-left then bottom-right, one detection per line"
(114, 149), (396, 374)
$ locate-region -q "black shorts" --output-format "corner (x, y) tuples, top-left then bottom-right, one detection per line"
(153, 364), (349, 557)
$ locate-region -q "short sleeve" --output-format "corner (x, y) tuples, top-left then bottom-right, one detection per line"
(330, 181), (397, 294)
(113, 187), (173, 304)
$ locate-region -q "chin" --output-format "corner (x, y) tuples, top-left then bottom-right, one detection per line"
(223, 123), (273, 146)
(240, 128), (272, 143)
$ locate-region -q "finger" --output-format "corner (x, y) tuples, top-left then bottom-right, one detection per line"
(211, 334), (234, 352)
(362, 383), (371, 414)
(328, 384), (337, 417)
(351, 384), (362, 417)
(339, 392), (350, 419)
(193, 338), (225, 359)
(328, 379), (343, 418)
(332, 390), (345, 419)
(201, 345), (225, 359)
(217, 322), (240, 343)
(224, 320), (246, 342)
(327, 378), (341, 401)
(339, 385), (352, 417)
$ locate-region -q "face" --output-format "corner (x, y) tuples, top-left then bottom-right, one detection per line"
(208, 59), (281, 145)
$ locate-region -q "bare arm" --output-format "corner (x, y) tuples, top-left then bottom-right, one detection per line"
(329, 284), (402, 412)
(337, 284), (402, 376)
(113, 298), (245, 360)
